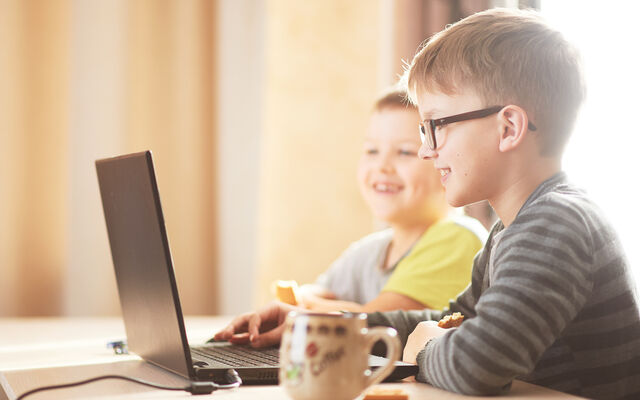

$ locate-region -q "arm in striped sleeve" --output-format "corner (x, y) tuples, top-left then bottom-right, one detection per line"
(367, 244), (491, 348)
(416, 201), (593, 395)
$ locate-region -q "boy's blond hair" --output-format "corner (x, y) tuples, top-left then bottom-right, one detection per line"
(373, 88), (416, 113)
(406, 8), (586, 156)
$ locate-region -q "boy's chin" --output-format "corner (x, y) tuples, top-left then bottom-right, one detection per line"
(445, 193), (476, 208)
(372, 211), (413, 226)
(370, 209), (398, 222)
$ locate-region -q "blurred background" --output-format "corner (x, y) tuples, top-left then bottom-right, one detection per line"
(1, 0), (638, 317)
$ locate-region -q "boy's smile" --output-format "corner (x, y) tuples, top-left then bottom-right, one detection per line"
(373, 181), (403, 194)
(437, 167), (451, 185)
(358, 108), (445, 226)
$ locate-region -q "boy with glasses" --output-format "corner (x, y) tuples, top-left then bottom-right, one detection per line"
(215, 8), (640, 399)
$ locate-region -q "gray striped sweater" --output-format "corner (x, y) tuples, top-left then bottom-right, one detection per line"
(368, 172), (640, 399)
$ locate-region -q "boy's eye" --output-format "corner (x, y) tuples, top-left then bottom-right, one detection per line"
(365, 148), (378, 155)
(399, 150), (417, 156)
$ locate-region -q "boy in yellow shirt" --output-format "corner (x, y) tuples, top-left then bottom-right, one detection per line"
(295, 89), (486, 312)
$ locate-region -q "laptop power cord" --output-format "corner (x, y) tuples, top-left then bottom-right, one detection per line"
(15, 369), (242, 399)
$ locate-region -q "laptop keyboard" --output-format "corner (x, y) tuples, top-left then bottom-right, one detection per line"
(191, 344), (280, 367)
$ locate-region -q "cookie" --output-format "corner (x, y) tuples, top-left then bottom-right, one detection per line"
(437, 312), (464, 328)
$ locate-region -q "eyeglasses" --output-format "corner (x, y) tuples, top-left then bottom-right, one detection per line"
(419, 105), (537, 150)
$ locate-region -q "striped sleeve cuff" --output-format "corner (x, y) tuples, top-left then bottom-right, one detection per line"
(415, 339), (435, 384)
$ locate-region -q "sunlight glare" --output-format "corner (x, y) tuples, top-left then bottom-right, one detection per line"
(541, 1), (640, 286)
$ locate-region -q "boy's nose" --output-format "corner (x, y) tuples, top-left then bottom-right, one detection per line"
(378, 152), (395, 173)
(418, 142), (437, 160)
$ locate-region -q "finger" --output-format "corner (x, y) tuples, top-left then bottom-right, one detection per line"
(213, 327), (235, 340)
(247, 302), (289, 339)
(250, 324), (286, 348)
(228, 332), (251, 345)
(214, 326), (235, 340)
(247, 313), (263, 342)
(215, 314), (251, 339)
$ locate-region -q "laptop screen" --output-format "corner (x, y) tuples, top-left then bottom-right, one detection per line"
(96, 151), (196, 379)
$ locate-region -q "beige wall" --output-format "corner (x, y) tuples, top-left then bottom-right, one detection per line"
(65, 0), (126, 315)
(0, 0), (218, 316)
(216, 0), (265, 315)
(0, 0), (71, 315)
(254, 0), (385, 306)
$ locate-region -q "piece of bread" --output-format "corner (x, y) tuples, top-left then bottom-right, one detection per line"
(437, 312), (464, 328)
(274, 280), (299, 305)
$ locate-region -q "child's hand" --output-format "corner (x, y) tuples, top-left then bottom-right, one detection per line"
(213, 301), (300, 348)
(402, 321), (447, 364)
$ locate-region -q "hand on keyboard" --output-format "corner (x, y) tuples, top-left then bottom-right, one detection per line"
(213, 301), (302, 348)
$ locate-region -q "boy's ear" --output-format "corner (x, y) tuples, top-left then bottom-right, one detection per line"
(497, 105), (531, 153)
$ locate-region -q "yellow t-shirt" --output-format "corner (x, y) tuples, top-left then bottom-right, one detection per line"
(382, 216), (486, 310)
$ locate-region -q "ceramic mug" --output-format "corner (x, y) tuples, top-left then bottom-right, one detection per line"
(279, 312), (401, 400)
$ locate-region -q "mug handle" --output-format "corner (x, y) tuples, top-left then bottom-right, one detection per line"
(363, 326), (402, 386)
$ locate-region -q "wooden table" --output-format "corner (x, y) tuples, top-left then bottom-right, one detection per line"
(0, 317), (584, 399)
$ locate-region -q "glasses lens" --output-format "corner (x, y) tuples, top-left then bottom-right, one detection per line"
(427, 126), (435, 150)
(419, 124), (426, 144)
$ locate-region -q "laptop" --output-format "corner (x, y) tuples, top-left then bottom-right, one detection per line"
(95, 150), (419, 385)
